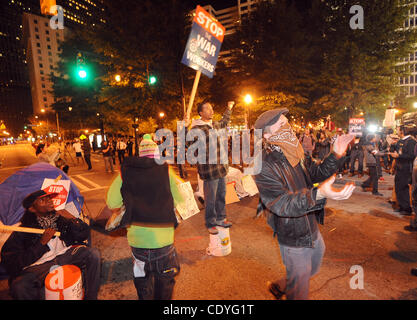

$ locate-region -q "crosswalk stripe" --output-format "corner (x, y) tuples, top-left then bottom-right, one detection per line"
(74, 174), (102, 189)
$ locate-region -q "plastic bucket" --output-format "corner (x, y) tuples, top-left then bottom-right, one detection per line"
(206, 227), (232, 256)
(45, 265), (83, 300)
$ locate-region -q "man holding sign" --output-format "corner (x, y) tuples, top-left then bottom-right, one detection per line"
(1, 189), (101, 300)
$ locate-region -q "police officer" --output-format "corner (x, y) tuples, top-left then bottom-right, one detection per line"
(390, 126), (416, 215)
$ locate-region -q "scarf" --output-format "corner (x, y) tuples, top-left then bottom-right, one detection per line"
(266, 123), (305, 167)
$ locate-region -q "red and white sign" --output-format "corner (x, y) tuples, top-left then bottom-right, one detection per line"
(349, 118), (365, 125)
(41, 178), (70, 210)
(193, 5), (225, 43)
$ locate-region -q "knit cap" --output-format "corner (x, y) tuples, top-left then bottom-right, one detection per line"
(139, 134), (160, 159)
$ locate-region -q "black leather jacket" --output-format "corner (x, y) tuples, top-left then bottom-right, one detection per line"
(255, 149), (340, 248)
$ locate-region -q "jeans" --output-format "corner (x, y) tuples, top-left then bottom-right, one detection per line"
(203, 177), (226, 228)
(277, 232), (325, 300)
(104, 156), (114, 173)
(131, 245), (180, 300)
(350, 150), (364, 174)
(9, 246), (101, 300)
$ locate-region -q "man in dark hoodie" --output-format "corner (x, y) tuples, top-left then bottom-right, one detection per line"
(106, 134), (183, 300)
(1, 190), (101, 300)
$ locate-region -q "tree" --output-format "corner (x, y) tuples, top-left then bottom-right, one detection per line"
(231, 0), (417, 126)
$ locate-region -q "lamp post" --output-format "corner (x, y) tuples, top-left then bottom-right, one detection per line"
(132, 117), (139, 156)
(158, 112), (165, 129)
(244, 94), (253, 129)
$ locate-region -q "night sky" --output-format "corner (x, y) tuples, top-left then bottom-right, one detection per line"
(194, 0), (238, 10)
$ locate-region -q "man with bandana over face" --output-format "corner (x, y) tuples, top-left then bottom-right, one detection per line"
(254, 109), (355, 300)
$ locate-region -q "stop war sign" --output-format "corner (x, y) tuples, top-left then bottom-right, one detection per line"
(41, 178), (70, 210)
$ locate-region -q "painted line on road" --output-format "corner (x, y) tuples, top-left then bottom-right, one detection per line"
(81, 186), (109, 193)
(74, 174), (102, 189)
(0, 166), (26, 172)
(70, 178), (90, 191)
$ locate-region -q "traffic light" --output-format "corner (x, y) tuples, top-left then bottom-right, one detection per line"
(24, 125), (27, 130)
(75, 52), (89, 82)
(77, 68), (87, 79)
(149, 75), (157, 85)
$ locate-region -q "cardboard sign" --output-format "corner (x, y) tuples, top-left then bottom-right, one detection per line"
(41, 178), (70, 211)
(348, 118), (365, 137)
(181, 5), (225, 78)
(242, 175), (259, 197)
(176, 181), (200, 220)
(225, 182), (239, 204)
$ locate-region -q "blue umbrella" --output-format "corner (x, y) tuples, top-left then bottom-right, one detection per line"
(0, 162), (84, 225)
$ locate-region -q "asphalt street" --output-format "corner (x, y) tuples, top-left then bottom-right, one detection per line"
(0, 143), (417, 300)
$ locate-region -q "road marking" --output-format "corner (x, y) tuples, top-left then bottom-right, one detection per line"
(0, 166), (27, 172)
(81, 186), (109, 193)
(74, 174), (102, 189)
(71, 178), (90, 191)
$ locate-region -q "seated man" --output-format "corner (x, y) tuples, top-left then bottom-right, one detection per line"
(0, 190), (101, 300)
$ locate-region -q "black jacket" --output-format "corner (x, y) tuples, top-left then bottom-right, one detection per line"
(396, 136), (416, 173)
(255, 149), (340, 247)
(0, 211), (90, 279)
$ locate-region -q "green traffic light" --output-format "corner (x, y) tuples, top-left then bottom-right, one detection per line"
(78, 70), (87, 79)
(149, 76), (157, 85)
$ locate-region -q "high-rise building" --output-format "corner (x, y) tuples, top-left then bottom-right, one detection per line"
(0, 0), (105, 134)
(201, 0), (258, 65)
(399, 3), (417, 98)
(22, 12), (65, 115)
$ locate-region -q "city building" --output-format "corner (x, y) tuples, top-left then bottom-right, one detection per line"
(201, 0), (259, 64)
(22, 12), (65, 115)
(0, 0), (105, 134)
(398, 2), (417, 98)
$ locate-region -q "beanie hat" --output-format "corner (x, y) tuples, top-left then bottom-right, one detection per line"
(139, 134), (160, 159)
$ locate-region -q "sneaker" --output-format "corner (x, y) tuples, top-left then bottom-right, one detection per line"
(337, 174), (343, 178)
(216, 219), (232, 228)
(404, 225), (417, 232)
(208, 227), (219, 235)
(411, 268), (417, 277)
(267, 281), (285, 300)
(372, 192), (383, 196)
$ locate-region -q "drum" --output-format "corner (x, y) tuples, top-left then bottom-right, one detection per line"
(206, 226), (232, 257)
(45, 265), (83, 300)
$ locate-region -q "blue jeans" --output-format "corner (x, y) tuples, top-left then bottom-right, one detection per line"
(131, 245), (180, 300)
(203, 177), (226, 228)
(278, 232), (325, 300)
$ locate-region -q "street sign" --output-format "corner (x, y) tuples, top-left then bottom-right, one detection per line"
(41, 178), (70, 210)
(181, 5), (226, 79)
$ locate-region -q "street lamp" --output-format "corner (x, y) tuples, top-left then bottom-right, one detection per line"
(244, 94), (253, 128)
(115, 74), (121, 82)
(41, 109), (45, 113)
(68, 107), (72, 111)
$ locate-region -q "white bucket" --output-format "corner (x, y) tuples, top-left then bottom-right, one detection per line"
(206, 227), (232, 256)
(45, 265), (84, 300)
